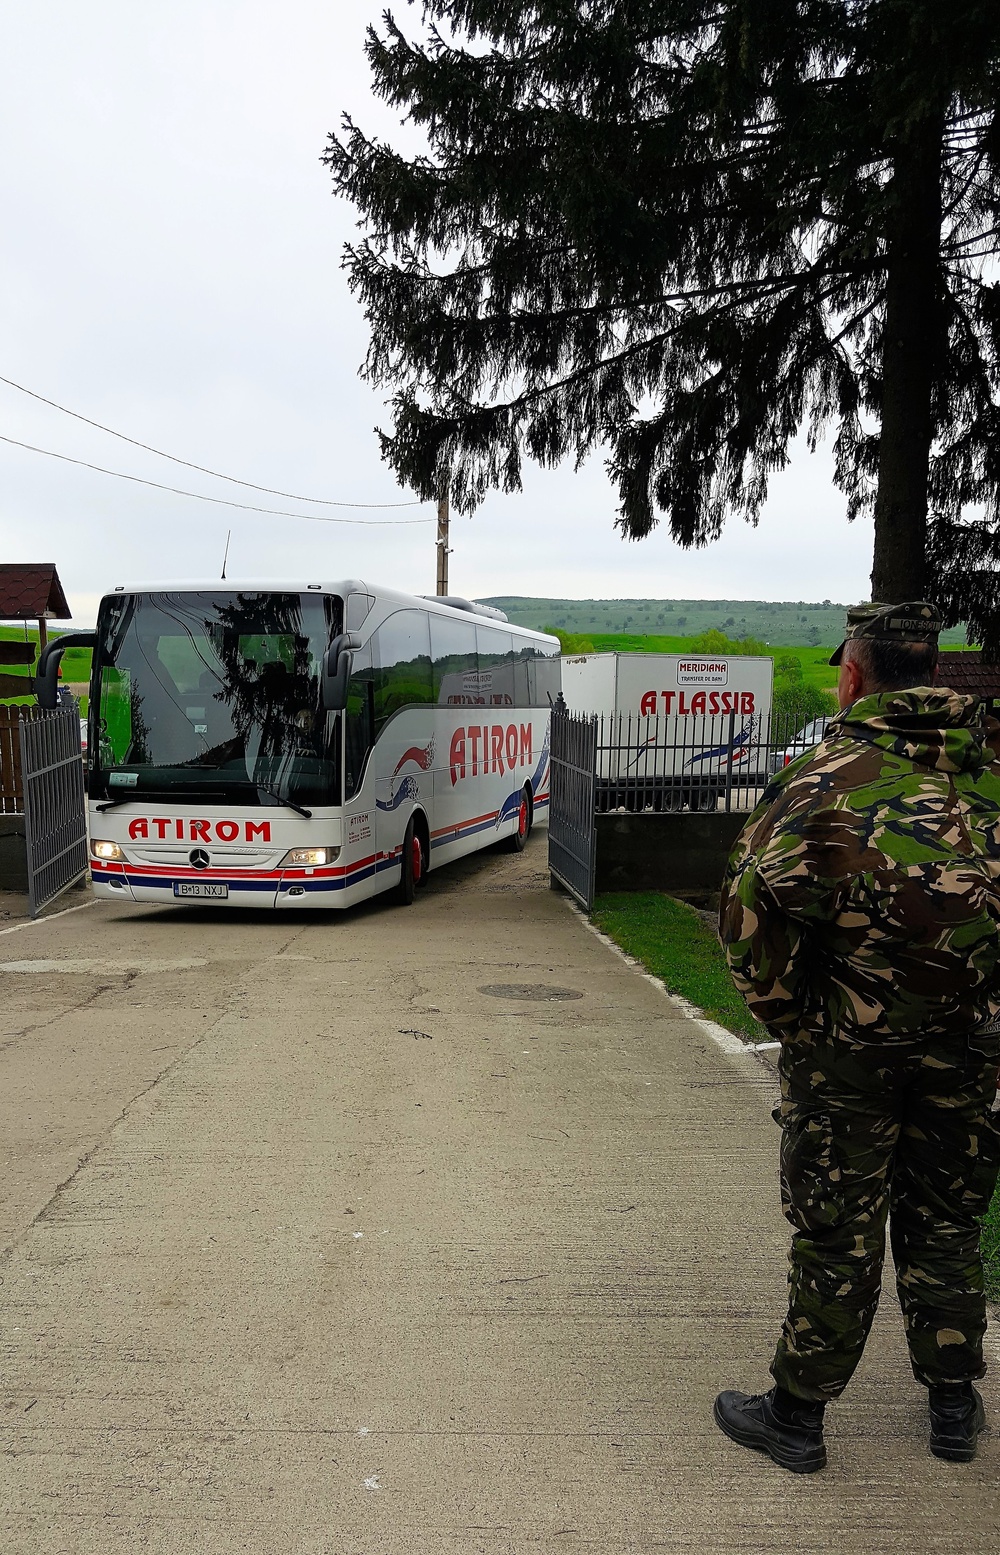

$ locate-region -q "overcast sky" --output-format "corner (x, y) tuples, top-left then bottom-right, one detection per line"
(0, 1), (876, 625)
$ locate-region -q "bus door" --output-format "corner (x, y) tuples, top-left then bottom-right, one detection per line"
(372, 610), (434, 874)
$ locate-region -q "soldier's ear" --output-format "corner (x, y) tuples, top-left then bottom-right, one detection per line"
(839, 656), (865, 708)
(850, 659), (866, 699)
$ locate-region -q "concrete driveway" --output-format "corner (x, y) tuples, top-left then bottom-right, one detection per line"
(1, 834), (997, 1552)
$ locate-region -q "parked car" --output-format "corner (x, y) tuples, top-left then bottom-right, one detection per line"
(770, 716), (830, 774)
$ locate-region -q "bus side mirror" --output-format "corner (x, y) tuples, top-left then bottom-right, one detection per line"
(34, 631), (97, 709)
(322, 632), (361, 712)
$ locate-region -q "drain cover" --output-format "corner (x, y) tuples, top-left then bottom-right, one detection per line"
(478, 983), (583, 1002)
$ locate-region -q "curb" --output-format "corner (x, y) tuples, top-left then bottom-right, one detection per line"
(560, 894), (776, 1067)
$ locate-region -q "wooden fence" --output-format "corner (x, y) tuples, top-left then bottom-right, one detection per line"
(0, 705), (24, 814)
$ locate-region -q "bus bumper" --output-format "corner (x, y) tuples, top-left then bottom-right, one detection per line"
(89, 867), (362, 909)
(91, 870), (282, 908)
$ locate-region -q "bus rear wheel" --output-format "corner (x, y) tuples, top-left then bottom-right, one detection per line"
(398, 816), (425, 905)
(507, 786), (532, 852)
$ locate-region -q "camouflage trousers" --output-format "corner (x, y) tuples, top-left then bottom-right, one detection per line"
(771, 1028), (1000, 1403)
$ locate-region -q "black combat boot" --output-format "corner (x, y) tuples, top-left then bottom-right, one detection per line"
(713, 1386), (827, 1473)
(928, 1383), (986, 1462)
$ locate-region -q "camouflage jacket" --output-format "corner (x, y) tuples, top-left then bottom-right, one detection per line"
(720, 690), (1000, 1041)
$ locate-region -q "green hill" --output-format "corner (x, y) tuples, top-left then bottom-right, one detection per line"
(482, 597), (969, 648)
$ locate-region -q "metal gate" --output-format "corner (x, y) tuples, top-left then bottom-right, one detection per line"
(18, 704), (88, 917)
(547, 697), (598, 909)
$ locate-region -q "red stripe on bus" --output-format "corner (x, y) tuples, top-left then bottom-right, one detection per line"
(430, 808), (499, 839)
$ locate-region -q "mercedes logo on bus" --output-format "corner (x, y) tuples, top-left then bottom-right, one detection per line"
(189, 848), (211, 870)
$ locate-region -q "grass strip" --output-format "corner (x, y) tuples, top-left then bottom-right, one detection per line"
(591, 890), (762, 1043)
(591, 889), (1000, 1301)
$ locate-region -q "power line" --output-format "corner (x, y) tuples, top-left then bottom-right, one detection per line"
(0, 433), (434, 525)
(0, 371), (423, 508)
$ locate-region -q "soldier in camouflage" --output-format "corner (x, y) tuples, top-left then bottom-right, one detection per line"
(713, 602), (1000, 1473)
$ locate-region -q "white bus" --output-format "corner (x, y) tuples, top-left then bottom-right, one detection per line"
(38, 581), (559, 910)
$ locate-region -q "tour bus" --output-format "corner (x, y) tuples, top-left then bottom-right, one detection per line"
(36, 581), (559, 910)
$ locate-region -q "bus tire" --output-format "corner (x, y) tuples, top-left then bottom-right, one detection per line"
(397, 815), (425, 905)
(414, 811), (430, 887)
(507, 785), (532, 852)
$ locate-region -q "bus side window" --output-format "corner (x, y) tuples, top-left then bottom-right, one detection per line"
(430, 614), (478, 705)
(528, 639), (561, 706)
(512, 644), (532, 708)
(476, 625), (515, 708)
(345, 640), (375, 799)
(373, 610), (433, 727)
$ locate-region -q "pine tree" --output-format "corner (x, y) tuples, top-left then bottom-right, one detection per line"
(325, 2), (1000, 644)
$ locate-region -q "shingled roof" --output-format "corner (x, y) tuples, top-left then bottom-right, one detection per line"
(937, 651), (1000, 702)
(0, 564), (71, 621)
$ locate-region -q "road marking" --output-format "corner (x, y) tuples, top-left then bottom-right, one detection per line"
(0, 899), (96, 938)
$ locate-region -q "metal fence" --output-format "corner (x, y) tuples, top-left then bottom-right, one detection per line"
(18, 704), (88, 916)
(590, 708), (829, 815)
(548, 702), (598, 908)
(549, 699), (831, 908)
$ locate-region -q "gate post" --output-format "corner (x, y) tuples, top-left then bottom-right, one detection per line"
(19, 704), (88, 917)
(547, 697), (598, 910)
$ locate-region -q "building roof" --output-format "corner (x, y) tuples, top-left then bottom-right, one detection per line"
(937, 651), (1000, 701)
(0, 564), (71, 621)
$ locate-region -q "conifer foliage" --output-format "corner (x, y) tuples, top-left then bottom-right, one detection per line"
(325, 3), (1000, 641)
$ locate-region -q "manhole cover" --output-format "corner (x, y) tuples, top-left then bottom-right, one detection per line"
(478, 983), (583, 1002)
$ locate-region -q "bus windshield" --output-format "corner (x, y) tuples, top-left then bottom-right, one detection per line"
(91, 591), (341, 806)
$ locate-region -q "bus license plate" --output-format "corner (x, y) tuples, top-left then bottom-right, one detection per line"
(173, 881), (229, 899)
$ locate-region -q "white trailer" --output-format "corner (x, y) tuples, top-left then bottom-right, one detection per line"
(560, 652), (774, 811)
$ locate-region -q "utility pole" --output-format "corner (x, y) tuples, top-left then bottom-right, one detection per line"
(435, 483), (450, 596)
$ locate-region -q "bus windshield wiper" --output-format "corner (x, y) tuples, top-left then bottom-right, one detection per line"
(253, 779), (312, 819)
(95, 794), (138, 812)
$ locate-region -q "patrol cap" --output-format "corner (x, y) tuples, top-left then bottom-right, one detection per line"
(829, 601), (942, 667)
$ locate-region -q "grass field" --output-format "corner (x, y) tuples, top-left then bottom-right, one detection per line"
(0, 625), (92, 681)
(0, 626), (91, 712)
(593, 889), (1000, 1302)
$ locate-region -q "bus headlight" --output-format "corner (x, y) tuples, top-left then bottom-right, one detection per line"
(91, 839), (124, 861)
(279, 847), (339, 867)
